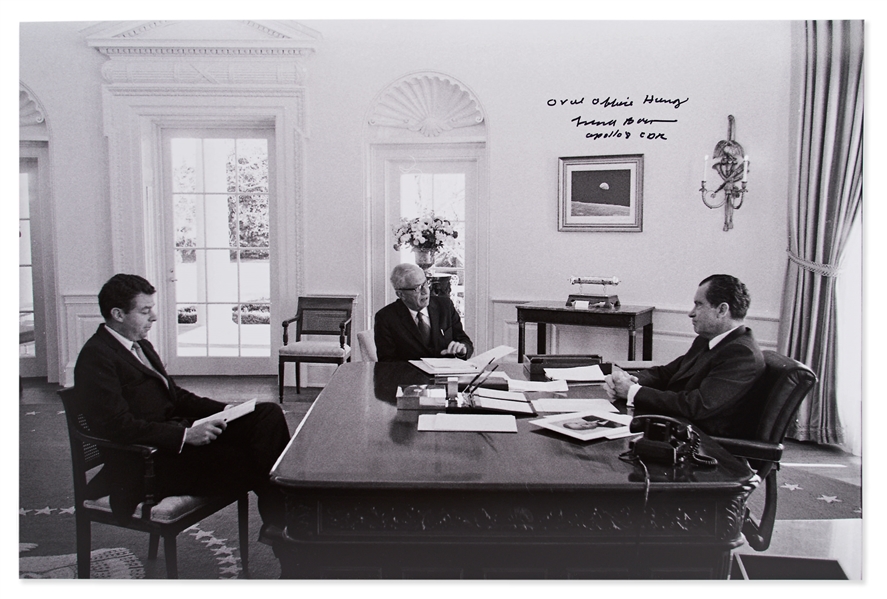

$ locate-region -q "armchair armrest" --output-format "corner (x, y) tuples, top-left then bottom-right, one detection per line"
(710, 436), (784, 463)
(339, 316), (353, 348)
(281, 314), (303, 346)
(72, 427), (161, 519)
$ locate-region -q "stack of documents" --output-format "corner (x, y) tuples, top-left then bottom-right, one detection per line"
(465, 388), (536, 415)
(409, 345), (516, 376)
(529, 409), (634, 442)
(529, 397), (617, 414)
(544, 364), (606, 382)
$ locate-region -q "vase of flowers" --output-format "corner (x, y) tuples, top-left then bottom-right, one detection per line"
(392, 213), (459, 272)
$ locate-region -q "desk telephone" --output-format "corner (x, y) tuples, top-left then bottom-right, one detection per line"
(628, 415), (717, 467)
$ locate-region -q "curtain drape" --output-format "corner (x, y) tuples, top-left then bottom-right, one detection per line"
(778, 20), (864, 444)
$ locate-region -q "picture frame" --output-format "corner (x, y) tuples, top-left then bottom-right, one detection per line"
(558, 154), (644, 232)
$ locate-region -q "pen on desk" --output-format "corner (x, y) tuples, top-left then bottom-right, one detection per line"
(467, 365), (499, 396)
(462, 368), (485, 395)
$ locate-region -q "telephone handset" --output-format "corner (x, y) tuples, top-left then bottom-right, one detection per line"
(628, 415), (717, 467)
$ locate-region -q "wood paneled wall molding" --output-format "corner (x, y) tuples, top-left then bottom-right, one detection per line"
(368, 72), (485, 137)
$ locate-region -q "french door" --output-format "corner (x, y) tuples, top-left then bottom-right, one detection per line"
(160, 128), (276, 375)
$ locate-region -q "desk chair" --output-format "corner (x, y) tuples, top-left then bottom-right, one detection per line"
(711, 350), (817, 551)
(278, 296), (354, 402)
(356, 329), (377, 362)
(59, 388), (249, 579)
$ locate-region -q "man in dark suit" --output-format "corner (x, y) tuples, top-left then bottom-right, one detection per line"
(605, 274), (765, 437)
(73, 274), (290, 543)
(374, 263), (474, 362)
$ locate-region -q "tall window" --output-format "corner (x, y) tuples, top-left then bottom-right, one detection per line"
(169, 135), (271, 359)
(19, 170), (35, 358)
(398, 172), (466, 316)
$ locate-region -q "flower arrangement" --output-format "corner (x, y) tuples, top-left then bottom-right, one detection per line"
(392, 213), (458, 252)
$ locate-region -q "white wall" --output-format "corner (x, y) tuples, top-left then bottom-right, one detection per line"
(19, 20), (794, 373)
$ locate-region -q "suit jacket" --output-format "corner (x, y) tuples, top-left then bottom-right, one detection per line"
(633, 326), (765, 437)
(73, 324), (224, 452)
(374, 295), (474, 362)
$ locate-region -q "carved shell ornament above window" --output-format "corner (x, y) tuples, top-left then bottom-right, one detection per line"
(369, 74), (484, 137)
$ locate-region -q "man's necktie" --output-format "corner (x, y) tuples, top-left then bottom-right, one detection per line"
(416, 311), (431, 346)
(132, 342), (168, 387)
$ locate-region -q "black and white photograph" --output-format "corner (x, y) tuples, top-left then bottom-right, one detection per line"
(9, 2), (872, 587)
(558, 154), (644, 231)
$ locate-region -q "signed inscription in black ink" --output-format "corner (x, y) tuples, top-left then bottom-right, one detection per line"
(549, 94), (688, 142)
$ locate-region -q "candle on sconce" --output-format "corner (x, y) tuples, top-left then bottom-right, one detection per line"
(742, 155), (749, 183)
(702, 155), (709, 182)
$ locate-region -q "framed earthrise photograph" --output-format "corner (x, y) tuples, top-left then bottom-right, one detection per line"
(558, 154), (644, 232)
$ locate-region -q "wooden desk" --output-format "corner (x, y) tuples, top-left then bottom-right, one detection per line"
(516, 301), (654, 363)
(270, 362), (755, 579)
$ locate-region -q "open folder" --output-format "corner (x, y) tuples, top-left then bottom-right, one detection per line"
(409, 345), (516, 376)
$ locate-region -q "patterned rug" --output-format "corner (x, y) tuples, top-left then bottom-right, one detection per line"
(19, 546), (145, 579)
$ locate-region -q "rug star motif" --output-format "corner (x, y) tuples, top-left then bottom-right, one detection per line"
(192, 529), (215, 540)
(220, 565), (240, 575)
(213, 546), (234, 556)
(19, 509), (31, 515)
(59, 506), (76, 515)
(57, 410), (65, 415)
(217, 555), (238, 565)
(781, 483), (802, 491)
(34, 507), (56, 515)
(204, 537), (227, 546)
(25, 411), (37, 416)
(817, 495), (842, 504)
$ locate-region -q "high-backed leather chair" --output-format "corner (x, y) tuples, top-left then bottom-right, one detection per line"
(59, 388), (249, 579)
(711, 350), (818, 551)
(277, 296), (354, 401)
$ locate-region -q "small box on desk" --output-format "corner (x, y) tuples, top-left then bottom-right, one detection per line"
(524, 354), (603, 376)
(396, 384), (448, 411)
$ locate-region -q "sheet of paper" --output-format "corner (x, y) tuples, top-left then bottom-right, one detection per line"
(418, 413), (517, 433)
(507, 378), (569, 393)
(544, 364), (606, 382)
(192, 398), (256, 427)
(471, 388), (527, 402)
(615, 360), (660, 370)
(530, 397), (618, 413)
(421, 357), (479, 370)
(467, 345), (517, 367)
(474, 397), (535, 414)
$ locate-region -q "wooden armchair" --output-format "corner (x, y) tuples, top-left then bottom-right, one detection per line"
(277, 296), (354, 401)
(59, 388), (249, 579)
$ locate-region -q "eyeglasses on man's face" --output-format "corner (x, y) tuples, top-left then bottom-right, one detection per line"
(397, 280), (430, 294)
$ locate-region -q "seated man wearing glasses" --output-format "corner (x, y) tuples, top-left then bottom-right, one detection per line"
(375, 263), (474, 362)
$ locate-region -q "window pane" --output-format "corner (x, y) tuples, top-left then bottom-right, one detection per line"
(170, 139), (199, 193)
(177, 303), (207, 356)
(174, 194), (198, 250)
(20, 266), (34, 312)
(175, 249), (202, 304)
(237, 139), (268, 193)
(20, 172), (30, 218)
(202, 139), (236, 193)
(205, 249), (239, 302)
(207, 303), (239, 356)
(20, 220), (32, 265)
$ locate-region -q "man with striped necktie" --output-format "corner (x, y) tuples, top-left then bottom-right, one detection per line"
(73, 274), (290, 546)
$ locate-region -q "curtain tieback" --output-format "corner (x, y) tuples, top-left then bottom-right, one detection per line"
(787, 249), (841, 277)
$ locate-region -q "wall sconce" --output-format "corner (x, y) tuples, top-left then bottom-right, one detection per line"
(700, 115), (749, 231)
